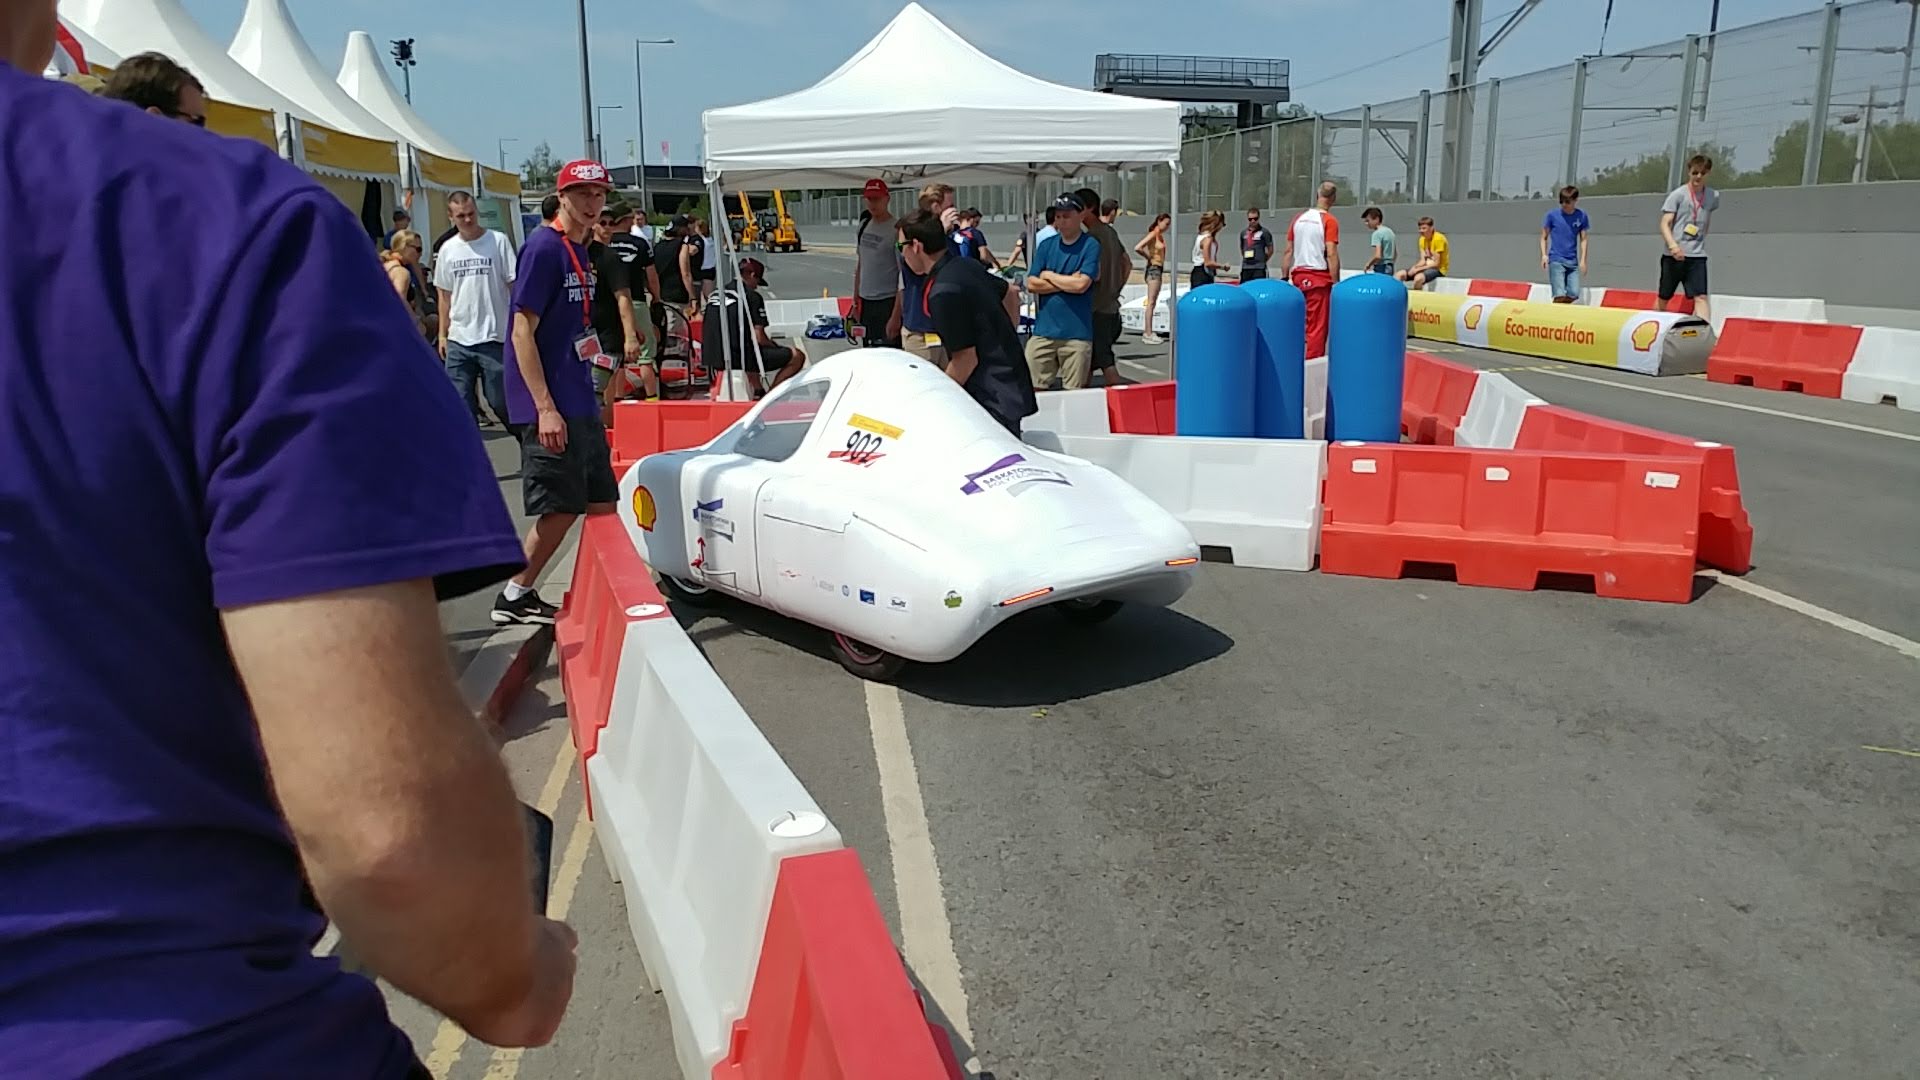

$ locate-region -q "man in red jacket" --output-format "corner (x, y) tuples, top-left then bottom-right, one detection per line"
(1284, 182), (1342, 359)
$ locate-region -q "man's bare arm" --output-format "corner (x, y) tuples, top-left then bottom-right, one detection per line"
(1327, 239), (1340, 279)
(510, 310), (553, 412)
(437, 288), (453, 351)
(1052, 272), (1093, 295)
(224, 580), (572, 1047)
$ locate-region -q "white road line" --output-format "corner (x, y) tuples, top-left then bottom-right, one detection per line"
(1701, 570), (1920, 662)
(1522, 368), (1920, 443)
(424, 732), (580, 1077)
(864, 681), (974, 1046)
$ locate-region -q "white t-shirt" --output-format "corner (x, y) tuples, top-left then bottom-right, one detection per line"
(431, 230), (516, 346)
(1288, 209), (1340, 272)
(701, 232), (718, 271)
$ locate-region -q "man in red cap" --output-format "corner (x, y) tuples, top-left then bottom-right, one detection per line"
(850, 178), (899, 347)
(492, 160), (617, 625)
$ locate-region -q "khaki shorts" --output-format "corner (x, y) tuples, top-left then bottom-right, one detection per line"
(1025, 336), (1093, 390)
(902, 331), (949, 369)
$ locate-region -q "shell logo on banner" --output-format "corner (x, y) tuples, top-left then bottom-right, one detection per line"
(1463, 303), (1485, 331)
(1630, 320), (1661, 352)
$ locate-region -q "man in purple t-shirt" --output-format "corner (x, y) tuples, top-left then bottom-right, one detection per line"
(492, 158), (618, 626)
(0, 20), (574, 1079)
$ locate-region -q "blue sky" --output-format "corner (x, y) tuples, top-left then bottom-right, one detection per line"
(177, 0), (1826, 174)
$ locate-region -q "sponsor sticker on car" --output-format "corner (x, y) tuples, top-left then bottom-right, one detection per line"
(959, 453), (1070, 495)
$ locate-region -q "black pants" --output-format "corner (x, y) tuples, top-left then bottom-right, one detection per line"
(1092, 311), (1122, 372)
(1241, 265), (1269, 281)
(854, 295), (897, 347)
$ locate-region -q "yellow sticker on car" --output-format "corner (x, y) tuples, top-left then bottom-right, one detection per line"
(848, 413), (905, 440)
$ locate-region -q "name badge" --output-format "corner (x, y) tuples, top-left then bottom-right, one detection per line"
(1243, 249), (1256, 261)
(1682, 223), (1700, 238)
(574, 330), (614, 370)
(925, 332), (943, 347)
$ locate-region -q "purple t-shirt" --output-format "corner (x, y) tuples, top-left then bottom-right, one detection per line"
(0, 65), (524, 1076)
(504, 224), (600, 423)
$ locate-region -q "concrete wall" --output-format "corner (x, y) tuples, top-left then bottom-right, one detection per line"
(965, 180), (1920, 328)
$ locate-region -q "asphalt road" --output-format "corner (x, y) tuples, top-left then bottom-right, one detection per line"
(405, 248), (1920, 1078)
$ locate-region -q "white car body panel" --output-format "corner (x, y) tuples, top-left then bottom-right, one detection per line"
(618, 349), (1199, 663)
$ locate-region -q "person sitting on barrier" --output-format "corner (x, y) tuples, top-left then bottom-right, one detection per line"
(1541, 185), (1590, 304)
(702, 256), (804, 397)
(0, 22), (576, 1077)
(1397, 217), (1449, 290)
(1362, 206), (1395, 276)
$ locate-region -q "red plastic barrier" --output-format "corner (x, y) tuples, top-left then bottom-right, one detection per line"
(1401, 350), (1480, 444)
(1321, 443), (1704, 603)
(1707, 318), (1863, 398)
(1466, 278), (1533, 300)
(610, 399), (755, 469)
(1514, 405), (1753, 574)
(714, 849), (964, 1080)
(836, 296), (856, 318)
(1597, 288), (1693, 314)
(1107, 379), (1177, 435)
(555, 513), (674, 815)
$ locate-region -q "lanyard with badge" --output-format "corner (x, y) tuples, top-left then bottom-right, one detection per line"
(1681, 187), (1705, 241)
(1244, 227), (1260, 263)
(556, 224), (614, 370)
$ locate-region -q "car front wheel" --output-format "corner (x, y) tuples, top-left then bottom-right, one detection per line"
(1053, 597), (1123, 625)
(830, 632), (907, 681)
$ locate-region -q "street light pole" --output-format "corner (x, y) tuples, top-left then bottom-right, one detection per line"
(596, 105), (623, 166)
(574, 0), (594, 158)
(634, 38), (674, 223)
(498, 138), (518, 172)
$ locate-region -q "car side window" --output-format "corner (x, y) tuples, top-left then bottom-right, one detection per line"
(734, 379), (832, 463)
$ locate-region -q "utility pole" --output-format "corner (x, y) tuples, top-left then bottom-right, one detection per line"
(389, 38), (417, 104)
(574, 0), (594, 159)
(498, 138), (517, 171)
(596, 105), (623, 167)
(634, 38), (675, 222)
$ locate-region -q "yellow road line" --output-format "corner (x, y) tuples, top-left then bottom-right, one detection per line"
(1862, 745), (1920, 759)
(424, 731), (579, 1077)
(478, 801), (597, 1080)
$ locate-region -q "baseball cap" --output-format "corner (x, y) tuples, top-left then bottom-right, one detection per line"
(669, 213), (692, 234)
(556, 159), (612, 191)
(1051, 193), (1084, 213)
(738, 256), (768, 281)
(863, 178), (890, 199)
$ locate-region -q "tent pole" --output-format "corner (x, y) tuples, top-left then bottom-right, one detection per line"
(1166, 159), (1179, 376)
(707, 179), (739, 401)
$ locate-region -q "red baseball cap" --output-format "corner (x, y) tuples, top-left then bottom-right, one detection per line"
(863, 178), (890, 198)
(557, 159), (612, 192)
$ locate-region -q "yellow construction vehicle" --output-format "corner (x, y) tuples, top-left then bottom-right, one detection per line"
(763, 190), (803, 253)
(732, 191), (759, 250)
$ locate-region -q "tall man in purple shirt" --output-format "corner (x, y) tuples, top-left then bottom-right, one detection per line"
(0, 11), (574, 1077)
(492, 159), (619, 626)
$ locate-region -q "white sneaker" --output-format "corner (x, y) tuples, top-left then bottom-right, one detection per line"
(1141, 332), (1163, 345)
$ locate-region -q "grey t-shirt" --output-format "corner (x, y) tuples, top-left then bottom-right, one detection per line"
(855, 215), (900, 300)
(1661, 184), (1719, 258)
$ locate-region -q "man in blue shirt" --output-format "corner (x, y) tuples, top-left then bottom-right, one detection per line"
(0, 26), (575, 1079)
(1540, 185), (1591, 303)
(1024, 194), (1101, 390)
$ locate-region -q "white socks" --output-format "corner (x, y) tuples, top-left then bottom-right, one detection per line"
(502, 580), (533, 602)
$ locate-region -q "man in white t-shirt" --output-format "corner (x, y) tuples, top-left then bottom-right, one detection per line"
(434, 190), (518, 429)
(1283, 181), (1341, 359)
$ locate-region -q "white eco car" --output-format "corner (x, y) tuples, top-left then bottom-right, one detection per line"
(617, 349), (1200, 679)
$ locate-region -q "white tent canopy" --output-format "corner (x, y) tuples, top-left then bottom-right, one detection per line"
(700, 2), (1179, 189)
(62, 0), (311, 118)
(58, 17), (118, 70)
(336, 30), (470, 162)
(228, 0), (404, 144)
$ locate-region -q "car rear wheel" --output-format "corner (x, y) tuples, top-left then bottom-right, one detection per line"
(658, 574), (720, 607)
(1053, 597), (1123, 625)
(830, 632), (907, 681)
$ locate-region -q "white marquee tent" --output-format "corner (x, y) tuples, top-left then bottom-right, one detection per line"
(701, 2), (1180, 191)
(61, 0), (309, 120)
(228, 0), (404, 147)
(336, 30), (468, 163)
(700, 3), (1182, 383)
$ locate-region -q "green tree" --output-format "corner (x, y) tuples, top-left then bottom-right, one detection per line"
(1580, 141), (1740, 197)
(1730, 118), (1919, 187)
(520, 141), (559, 191)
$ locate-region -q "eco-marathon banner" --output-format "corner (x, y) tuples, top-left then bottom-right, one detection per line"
(1406, 291), (1713, 375)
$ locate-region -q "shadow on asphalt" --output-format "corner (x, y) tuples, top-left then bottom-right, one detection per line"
(499, 680), (566, 745)
(673, 595), (1233, 708)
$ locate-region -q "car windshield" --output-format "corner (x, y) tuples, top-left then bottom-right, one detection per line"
(734, 379), (831, 463)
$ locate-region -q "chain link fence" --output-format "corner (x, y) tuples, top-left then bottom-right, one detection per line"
(788, 0), (1917, 230)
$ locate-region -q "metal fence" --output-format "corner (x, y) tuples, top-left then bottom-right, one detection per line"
(789, 0), (1917, 230)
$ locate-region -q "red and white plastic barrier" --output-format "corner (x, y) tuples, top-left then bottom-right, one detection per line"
(1708, 319), (1919, 411)
(557, 515), (961, 1079)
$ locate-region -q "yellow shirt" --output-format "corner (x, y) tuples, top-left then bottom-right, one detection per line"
(1421, 231), (1451, 275)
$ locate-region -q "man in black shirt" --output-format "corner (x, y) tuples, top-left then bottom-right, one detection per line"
(900, 209), (1036, 435)
(589, 200), (658, 411)
(701, 257), (804, 398)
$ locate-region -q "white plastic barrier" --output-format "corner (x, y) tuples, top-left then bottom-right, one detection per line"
(1710, 294), (1829, 336)
(762, 297), (844, 324)
(1842, 326), (1920, 412)
(1022, 431), (1327, 571)
(1430, 277), (1471, 297)
(588, 618), (844, 1079)
(1028, 385), (1112, 435)
(1304, 356), (1328, 440)
(1455, 370), (1545, 449)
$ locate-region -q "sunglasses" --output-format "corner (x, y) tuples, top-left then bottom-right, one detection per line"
(170, 109), (207, 127)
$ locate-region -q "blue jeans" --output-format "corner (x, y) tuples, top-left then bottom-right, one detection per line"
(446, 340), (507, 424)
(1548, 261), (1581, 300)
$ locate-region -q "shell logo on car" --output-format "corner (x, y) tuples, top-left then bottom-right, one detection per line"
(1630, 320), (1661, 351)
(632, 485), (657, 531)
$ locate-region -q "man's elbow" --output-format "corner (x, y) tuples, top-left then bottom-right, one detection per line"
(303, 814), (441, 910)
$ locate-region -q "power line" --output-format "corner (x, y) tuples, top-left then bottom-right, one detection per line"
(1291, 5), (1526, 96)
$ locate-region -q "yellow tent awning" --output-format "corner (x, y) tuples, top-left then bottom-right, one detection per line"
(416, 149), (474, 191)
(479, 165), (522, 199)
(207, 99), (277, 151)
(296, 118), (401, 185)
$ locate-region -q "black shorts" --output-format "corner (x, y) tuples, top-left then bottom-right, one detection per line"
(1241, 265), (1269, 281)
(697, 266), (717, 282)
(1658, 255), (1709, 299)
(1092, 311), (1122, 369)
(521, 415), (617, 516)
(727, 343), (794, 371)
(853, 294), (897, 346)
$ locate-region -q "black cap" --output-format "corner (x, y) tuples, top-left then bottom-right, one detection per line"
(669, 213), (692, 233)
(1052, 193), (1084, 213)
